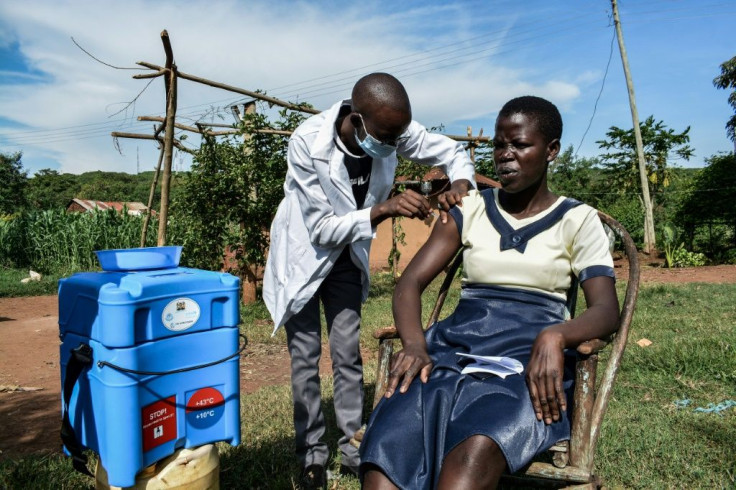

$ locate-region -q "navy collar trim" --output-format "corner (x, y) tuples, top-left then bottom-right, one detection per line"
(482, 189), (583, 253)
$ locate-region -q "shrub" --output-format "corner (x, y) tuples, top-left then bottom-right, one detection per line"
(671, 248), (707, 267)
(602, 196), (644, 248)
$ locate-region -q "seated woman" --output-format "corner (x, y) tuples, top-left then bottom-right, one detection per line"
(359, 96), (620, 489)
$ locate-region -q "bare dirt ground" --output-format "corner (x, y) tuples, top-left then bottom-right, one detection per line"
(1, 257), (734, 460)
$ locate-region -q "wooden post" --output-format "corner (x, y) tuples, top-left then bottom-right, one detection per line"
(467, 126), (476, 162)
(141, 143), (164, 247)
(135, 62), (319, 115)
(240, 101), (259, 304)
(157, 30), (177, 247)
(611, 0), (656, 253)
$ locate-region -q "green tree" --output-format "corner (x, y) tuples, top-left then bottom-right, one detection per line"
(472, 140), (496, 179)
(76, 171), (140, 202)
(676, 152), (736, 248)
(25, 169), (184, 211)
(597, 116), (693, 251)
(713, 55), (736, 144)
(548, 145), (604, 207)
(0, 151), (28, 214)
(170, 107), (307, 280)
(27, 169), (80, 209)
(597, 116), (693, 195)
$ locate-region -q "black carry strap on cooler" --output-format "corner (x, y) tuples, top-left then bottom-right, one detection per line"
(60, 342), (95, 477)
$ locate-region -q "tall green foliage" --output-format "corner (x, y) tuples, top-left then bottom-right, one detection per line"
(0, 151), (28, 214)
(597, 116), (693, 199)
(676, 152), (736, 253)
(471, 140), (495, 179)
(548, 145), (606, 208)
(26, 169), (80, 209)
(25, 169), (183, 211)
(597, 117), (694, 249)
(0, 208), (157, 274)
(677, 152), (736, 227)
(713, 55), (736, 143)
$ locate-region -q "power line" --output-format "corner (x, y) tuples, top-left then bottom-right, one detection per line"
(576, 26), (616, 158)
(3, 8), (608, 144)
(2, 3), (734, 146)
(269, 12), (606, 101)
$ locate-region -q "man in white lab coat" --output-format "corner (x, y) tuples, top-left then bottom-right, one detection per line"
(263, 73), (475, 488)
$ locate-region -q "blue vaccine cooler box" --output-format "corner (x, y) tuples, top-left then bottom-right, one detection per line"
(58, 246), (242, 487)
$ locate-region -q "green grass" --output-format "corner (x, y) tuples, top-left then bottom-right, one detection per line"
(595, 283), (736, 488)
(0, 268), (61, 297)
(1, 280), (734, 489)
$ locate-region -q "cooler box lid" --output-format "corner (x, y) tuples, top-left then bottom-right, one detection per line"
(95, 246), (182, 271)
(58, 256), (240, 347)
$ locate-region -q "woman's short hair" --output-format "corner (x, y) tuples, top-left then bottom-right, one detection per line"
(498, 96), (562, 143)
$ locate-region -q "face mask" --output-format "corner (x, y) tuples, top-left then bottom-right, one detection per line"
(354, 129), (396, 159)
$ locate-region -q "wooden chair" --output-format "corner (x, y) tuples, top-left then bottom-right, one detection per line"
(353, 212), (640, 489)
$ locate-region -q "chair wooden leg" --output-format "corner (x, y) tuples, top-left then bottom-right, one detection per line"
(372, 338), (395, 408)
(570, 354), (597, 471)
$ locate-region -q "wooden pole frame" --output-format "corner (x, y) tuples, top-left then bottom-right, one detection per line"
(115, 30), (494, 270)
(157, 30), (177, 247)
(140, 143), (164, 247)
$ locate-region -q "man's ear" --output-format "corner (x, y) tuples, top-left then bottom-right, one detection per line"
(546, 138), (561, 162)
(349, 113), (363, 129)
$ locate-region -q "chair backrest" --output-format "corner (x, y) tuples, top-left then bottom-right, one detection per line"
(583, 211), (639, 465)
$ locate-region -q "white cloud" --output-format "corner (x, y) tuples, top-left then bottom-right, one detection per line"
(6, 0), (730, 174)
(3, 1), (592, 174)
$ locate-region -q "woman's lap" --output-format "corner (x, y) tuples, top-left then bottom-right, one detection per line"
(359, 286), (574, 488)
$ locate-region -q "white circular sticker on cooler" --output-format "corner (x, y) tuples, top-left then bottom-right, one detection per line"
(162, 298), (201, 331)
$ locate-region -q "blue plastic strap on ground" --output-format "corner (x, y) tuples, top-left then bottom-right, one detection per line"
(673, 398), (691, 408)
(674, 398), (736, 414)
(693, 400), (736, 414)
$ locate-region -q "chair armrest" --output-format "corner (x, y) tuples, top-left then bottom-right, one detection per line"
(373, 326), (399, 340)
(576, 338), (611, 355)
(376, 330), (611, 353)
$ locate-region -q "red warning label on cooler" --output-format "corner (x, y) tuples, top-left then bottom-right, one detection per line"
(142, 396), (177, 452)
(186, 387), (225, 429)
(186, 387), (224, 412)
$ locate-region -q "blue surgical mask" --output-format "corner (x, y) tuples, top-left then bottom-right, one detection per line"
(354, 128), (396, 159)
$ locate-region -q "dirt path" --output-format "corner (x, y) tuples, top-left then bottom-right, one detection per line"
(1, 261), (734, 460)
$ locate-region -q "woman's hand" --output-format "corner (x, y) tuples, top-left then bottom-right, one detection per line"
(384, 344), (433, 398)
(437, 178), (471, 223)
(526, 328), (567, 425)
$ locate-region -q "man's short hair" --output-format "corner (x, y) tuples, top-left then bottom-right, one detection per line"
(498, 96), (562, 142)
(352, 73), (411, 115)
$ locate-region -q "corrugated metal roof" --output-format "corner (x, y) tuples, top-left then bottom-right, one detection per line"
(67, 199), (149, 216)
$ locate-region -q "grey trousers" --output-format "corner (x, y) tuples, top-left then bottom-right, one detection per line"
(285, 257), (364, 469)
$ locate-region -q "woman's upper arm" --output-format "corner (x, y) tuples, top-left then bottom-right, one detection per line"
(398, 212), (463, 293)
(580, 275), (620, 336)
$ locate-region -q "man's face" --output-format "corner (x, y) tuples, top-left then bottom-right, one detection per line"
(352, 106), (411, 148)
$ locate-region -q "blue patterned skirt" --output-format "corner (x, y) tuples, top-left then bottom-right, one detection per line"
(359, 285), (576, 488)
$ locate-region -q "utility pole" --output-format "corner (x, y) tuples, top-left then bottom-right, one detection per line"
(611, 0), (656, 253)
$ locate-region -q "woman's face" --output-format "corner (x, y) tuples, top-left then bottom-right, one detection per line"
(493, 113), (559, 194)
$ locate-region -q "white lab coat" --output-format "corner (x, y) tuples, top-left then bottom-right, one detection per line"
(263, 99), (476, 333)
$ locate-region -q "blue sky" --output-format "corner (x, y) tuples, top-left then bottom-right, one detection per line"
(1, 0), (734, 175)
